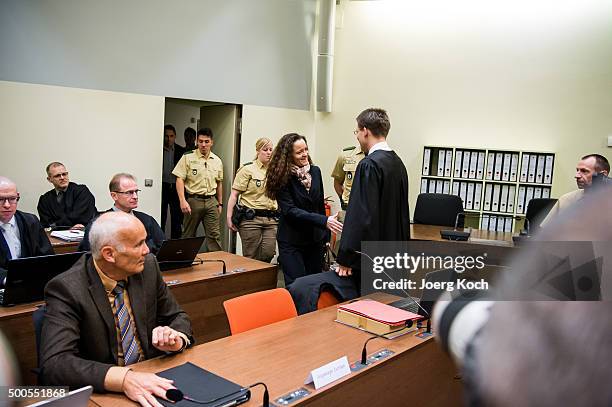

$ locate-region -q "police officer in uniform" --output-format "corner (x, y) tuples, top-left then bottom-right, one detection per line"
(173, 128), (224, 251)
(226, 138), (278, 262)
(330, 145), (364, 252)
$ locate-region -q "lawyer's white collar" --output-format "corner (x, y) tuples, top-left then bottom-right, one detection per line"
(368, 141), (392, 155)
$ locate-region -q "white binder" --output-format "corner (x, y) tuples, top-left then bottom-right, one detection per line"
(443, 180), (451, 194)
(516, 186), (526, 214)
(473, 183), (482, 211)
(427, 179), (435, 193)
(454, 150), (463, 178)
(504, 217), (513, 233)
(481, 214), (490, 231)
(420, 178), (428, 193)
(499, 185), (509, 213)
(476, 152), (485, 179)
(502, 153), (512, 181)
(489, 215), (497, 231)
(494, 152), (503, 181)
(525, 187), (535, 212)
(461, 151), (471, 178)
(542, 187), (551, 199)
(491, 184), (501, 212)
(469, 152), (478, 179)
(519, 153), (530, 183)
(510, 153), (519, 182)
(535, 154), (545, 184)
(466, 182), (475, 210)
(422, 148), (431, 176)
(444, 149), (453, 177)
(452, 181), (460, 196)
(528, 154), (537, 183)
(543, 154), (554, 184)
(483, 184), (493, 211)
(534, 187), (542, 199)
(437, 149), (445, 176)
(459, 182), (468, 205)
(486, 152), (495, 180)
(507, 185), (516, 213)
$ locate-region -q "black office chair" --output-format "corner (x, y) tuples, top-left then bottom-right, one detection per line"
(525, 198), (558, 233)
(32, 304), (46, 381)
(413, 193), (465, 228)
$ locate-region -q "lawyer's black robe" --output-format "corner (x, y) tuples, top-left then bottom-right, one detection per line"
(37, 182), (97, 228)
(337, 150), (410, 285)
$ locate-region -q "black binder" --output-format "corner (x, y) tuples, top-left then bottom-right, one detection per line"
(156, 362), (250, 407)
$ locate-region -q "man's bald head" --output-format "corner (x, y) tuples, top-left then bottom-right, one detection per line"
(89, 212), (144, 258)
(0, 176), (19, 224)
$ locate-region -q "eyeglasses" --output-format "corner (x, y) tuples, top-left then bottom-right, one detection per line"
(51, 172), (69, 179)
(113, 189), (141, 196)
(0, 196), (20, 204)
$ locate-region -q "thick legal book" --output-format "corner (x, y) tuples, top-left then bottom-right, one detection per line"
(155, 362), (250, 407)
(50, 229), (84, 242)
(336, 300), (422, 336)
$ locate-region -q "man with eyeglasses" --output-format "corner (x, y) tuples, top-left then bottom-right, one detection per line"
(79, 173), (164, 254)
(0, 176), (54, 280)
(37, 162), (97, 229)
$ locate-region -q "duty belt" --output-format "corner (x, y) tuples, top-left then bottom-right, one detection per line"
(187, 193), (215, 200)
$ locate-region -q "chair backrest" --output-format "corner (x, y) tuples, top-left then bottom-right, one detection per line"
(525, 198), (558, 230)
(32, 304), (46, 380)
(413, 193), (465, 228)
(223, 288), (298, 335)
(317, 290), (340, 310)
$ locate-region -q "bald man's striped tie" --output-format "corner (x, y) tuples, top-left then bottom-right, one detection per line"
(113, 281), (141, 365)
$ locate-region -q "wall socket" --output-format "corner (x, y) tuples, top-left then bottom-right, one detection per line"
(608, 135), (612, 147)
(144, 179), (153, 187)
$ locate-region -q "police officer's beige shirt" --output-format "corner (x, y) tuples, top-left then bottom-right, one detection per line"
(172, 149), (223, 196)
(232, 159), (277, 210)
(331, 146), (365, 205)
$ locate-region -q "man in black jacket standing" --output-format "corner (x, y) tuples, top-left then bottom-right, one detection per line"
(37, 162), (97, 229)
(0, 176), (53, 279)
(161, 125), (185, 238)
(336, 108), (410, 292)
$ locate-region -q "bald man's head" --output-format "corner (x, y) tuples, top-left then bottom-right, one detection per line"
(0, 177), (19, 224)
(89, 212), (149, 279)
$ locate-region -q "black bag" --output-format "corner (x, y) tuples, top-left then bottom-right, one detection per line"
(231, 203), (255, 227)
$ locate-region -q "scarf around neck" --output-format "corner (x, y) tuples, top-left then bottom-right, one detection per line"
(291, 163), (312, 191)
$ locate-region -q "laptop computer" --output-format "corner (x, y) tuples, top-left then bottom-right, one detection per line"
(27, 385), (92, 407)
(0, 251), (86, 306)
(388, 269), (457, 317)
(156, 237), (205, 271)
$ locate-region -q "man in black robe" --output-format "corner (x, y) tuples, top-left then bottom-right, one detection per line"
(37, 162), (97, 229)
(336, 108), (410, 291)
(79, 173), (165, 254)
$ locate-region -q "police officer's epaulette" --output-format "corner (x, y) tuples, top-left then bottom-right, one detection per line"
(182, 150), (195, 155)
(342, 146), (356, 151)
(242, 161), (253, 166)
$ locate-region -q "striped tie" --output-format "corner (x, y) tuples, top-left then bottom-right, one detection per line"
(113, 281), (141, 366)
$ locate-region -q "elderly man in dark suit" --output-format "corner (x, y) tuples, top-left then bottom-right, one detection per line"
(40, 211), (193, 406)
(0, 176), (53, 281)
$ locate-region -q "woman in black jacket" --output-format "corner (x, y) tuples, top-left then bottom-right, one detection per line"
(265, 133), (342, 285)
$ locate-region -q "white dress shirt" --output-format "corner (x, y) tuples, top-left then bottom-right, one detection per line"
(368, 141), (393, 155)
(1, 216), (21, 259)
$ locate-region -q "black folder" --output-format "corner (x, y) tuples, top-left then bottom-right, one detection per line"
(156, 362), (250, 407)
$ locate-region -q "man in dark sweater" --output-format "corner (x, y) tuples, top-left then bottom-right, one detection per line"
(37, 162), (97, 229)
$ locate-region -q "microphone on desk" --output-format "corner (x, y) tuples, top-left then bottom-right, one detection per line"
(166, 382), (269, 406)
(360, 334), (382, 366)
(440, 213), (472, 241)
(194, 258), (227, 274)
(353, 249), (431, 333)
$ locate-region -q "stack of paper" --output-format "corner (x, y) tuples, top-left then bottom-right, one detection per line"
(50, 229), (85, 242)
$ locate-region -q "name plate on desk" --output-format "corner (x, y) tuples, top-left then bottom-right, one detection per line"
(305, 356), (351, 390)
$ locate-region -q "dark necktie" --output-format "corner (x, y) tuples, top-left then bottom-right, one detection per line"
(112, 281), (141, 365)
(56, 191), (64, 205)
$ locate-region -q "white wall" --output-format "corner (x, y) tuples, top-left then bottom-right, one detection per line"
(0, 80), (165, 219)
(314, 0), (612, 213)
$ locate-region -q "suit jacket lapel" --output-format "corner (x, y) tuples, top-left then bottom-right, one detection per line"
(127, 273), (149, 356)
(0, 232), (10, 263)
(14, 211), (31, 257)
(85, 257), (119, 363)
(307, 169), (319, 199)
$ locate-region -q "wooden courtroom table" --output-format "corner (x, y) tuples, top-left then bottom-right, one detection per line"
(46, 231), (80, 254)
(0, 251), (277, 385)
(411, 223), (514, 246)
(91, 292), (462, 407)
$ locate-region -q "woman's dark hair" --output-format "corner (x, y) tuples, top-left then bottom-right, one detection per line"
(265, 133), (312, 199)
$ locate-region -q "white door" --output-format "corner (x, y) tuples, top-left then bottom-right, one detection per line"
(200, 105), (239, 251)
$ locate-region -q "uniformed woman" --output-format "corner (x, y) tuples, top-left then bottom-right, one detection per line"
(226, 138), (279, 262)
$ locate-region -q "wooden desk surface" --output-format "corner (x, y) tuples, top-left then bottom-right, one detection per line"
(91, 292), (462, 407)
(411, 223), (514, 246)
(0, 251), (277, 385)
(46, 231), (80, 254)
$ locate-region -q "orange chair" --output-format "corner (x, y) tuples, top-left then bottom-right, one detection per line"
(223, 288), (298, 335)
(317, 290), (341, 310)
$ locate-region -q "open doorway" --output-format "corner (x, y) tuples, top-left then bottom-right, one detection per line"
(163, 97), (242, 252)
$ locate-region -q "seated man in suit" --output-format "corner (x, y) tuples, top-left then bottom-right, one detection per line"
(40, 211), (193, 404)
(37, 162), (98, 229)
(0, 176), (53, 280)
(80, 173), (165, 254)
(542, 154), (609, 226)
